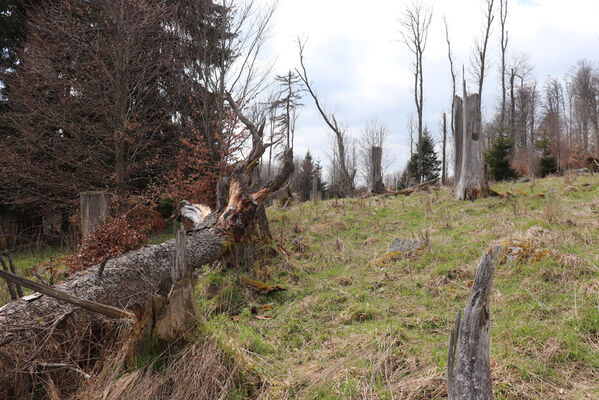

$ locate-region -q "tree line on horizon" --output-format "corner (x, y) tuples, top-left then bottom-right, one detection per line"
(0, 0), (597, 248)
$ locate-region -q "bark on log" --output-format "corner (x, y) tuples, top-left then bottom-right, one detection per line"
(447, 253), (495, 400)
(0, 269), (134, 319)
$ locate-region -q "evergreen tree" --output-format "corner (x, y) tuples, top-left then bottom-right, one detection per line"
(405, 127), (440, 184)
(313, 160), (327, 196)
(298, 150), (314, 201)
(485, 132), (517, 181)
(536, 132), (558, 177)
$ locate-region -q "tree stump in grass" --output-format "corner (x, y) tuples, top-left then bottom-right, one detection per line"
(447, 253), (495, 400)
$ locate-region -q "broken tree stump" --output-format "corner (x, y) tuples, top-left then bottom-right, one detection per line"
(369, 146), (384, 194)
(453, 76), (489, 200)
(80, 191), (108, 238)
(447, 253), (495, 400)
(152, 225), (197, 341)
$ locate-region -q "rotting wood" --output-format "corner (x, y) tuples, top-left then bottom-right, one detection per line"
(447, 253), (495, 400)
(0, 269), (134, 320)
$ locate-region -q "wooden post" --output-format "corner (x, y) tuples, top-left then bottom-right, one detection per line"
(311, 174), (318, 202)
(447, 253), (495, 400)
(369, 146), (384, 194)
(80, 191), (108, 238)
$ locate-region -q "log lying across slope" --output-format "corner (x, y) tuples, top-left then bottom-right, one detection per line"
(0, 94), (294, 398)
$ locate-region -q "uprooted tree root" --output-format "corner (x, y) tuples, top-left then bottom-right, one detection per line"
(0, 309), (263, 400)
(0, 310), (126, 399)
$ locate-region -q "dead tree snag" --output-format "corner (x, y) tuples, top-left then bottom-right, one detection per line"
(447, 253), (495, 400)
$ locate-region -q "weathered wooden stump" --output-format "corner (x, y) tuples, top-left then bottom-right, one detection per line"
(454, 77), (489, 200)
(447, 253), (495, 400)
(369, 146), (384, 194)
(310, 174), (319, 202)
(80, 191), (108, 238)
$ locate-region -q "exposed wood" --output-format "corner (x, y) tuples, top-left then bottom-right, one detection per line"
(0, 269), (134, 320)
(80, 191), (108, 238)
(447, 253), (495, 400)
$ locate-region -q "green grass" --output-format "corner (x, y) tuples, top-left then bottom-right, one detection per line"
(3, 175), (599, 399)
(196, 175), (599, 399)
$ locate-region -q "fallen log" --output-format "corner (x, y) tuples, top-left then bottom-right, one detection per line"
(0, 93), (294, 398)
(390, 177), (440, 197)
(0, 269), (133, 319)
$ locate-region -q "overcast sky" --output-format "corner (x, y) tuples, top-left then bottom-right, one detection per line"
(259, 0), (599, 178)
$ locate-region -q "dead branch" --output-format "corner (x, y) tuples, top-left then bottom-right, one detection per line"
(0, 269), (134, 320)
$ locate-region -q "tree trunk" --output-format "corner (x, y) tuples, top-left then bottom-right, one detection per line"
(454, 90), (489, 200)
(80, 191), (108, 238)
(453, 96), (464, 185)
(447, 253), (495, 400)
(368, 146), (384, 194)
(442, 113), (447, 185)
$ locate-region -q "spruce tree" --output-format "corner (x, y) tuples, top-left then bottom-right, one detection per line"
(485, 133), (517, 181)
(298, 151), (314, 201)
(536, 133), (558, 177)
(405, 127), (440, 184)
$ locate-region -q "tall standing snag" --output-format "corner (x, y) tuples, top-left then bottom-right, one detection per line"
(454, 78), (489, 200)
(369, 146), (384, 194)
(297, 39), (356, 197)
(447, 253), (495, 400)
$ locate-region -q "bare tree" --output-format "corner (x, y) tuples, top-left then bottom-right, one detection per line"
(401, 1), (433, 183)
(444, 17), (458, 182)
(297, 39), (356, 197)
(470, 0), (495, 101)
(500, 0), (509, 127)
(569, 60), (598, 154)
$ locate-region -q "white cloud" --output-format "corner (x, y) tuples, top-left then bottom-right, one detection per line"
(256, 0), (599, 172)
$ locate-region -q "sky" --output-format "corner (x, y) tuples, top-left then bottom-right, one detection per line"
(258, 0), (599, 178)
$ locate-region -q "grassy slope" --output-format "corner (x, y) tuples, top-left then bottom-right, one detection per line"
(2, 175), (599, 399)
(198, 175), (599, 400)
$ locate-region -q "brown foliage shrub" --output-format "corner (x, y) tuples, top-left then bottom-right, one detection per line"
(66, 215), (149, 272)
(511, 152), (532, 177)
(565, 143), (591, 170)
